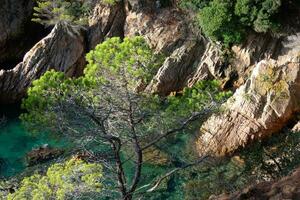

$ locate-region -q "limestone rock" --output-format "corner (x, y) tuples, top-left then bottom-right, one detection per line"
(197, 56), (300, 156)
(0, 22), (85, 104)
(211, 166), (300, 200)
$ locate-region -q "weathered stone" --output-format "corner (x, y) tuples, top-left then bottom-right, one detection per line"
(147, 40), (205, 95)
(197, 56), (300, 156)
(211, 165), (300, 200)
(88, 1), (126, 49)
(188, 42), (225, 87)
(125, 7), (189, 54)
(0, 22), (85, 104)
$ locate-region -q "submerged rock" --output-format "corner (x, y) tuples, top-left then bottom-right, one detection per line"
(197, 53), (300, 156)
(26, 145), (64, 166)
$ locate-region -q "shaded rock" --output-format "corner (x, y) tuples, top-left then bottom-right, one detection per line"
(211, 166), (300, 200)
(0, 22), (85, 104)
(88, 1), (126, 49)
(188, 42), (225, 87)
(147, 40), (205, 95)
(197, 55), (300, 156)
(0, 0), (49, 69)
(26, 145), (64, 166)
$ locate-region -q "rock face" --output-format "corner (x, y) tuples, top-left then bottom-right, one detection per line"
(0, 0), (48, 69)
(211, 166), (300, 200)
(88, 1), (126, 49)
(124, 3), (215, 94)
(0, 22), (85, 103)
(147, 40), (205, 95)
(197, 54), (300, 156)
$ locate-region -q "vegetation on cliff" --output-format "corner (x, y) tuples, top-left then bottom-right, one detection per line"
(181, 0), (283, 45)
(14, 36), (231, 199)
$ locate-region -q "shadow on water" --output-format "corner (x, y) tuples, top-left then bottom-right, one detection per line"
(0, 103), (64, 178)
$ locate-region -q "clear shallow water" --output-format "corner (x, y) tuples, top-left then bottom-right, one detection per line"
(0, 105), (64, 177)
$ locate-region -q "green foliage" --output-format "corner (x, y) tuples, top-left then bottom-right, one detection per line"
(184, 0), (282, 45)
(21, 36), (163, 133)
(6, 158), (103, 200)
(32, 0), (93, 25)
(20, 70), (76, 133)
(85, 36), (164, 89)
(166, 80), (232, 116)
(179, 0), (210, 10)
(197, 0), (243, 46)
(235, 0), (281, 32)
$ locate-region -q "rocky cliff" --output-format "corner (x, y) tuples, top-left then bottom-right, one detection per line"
(1, 0), (300, 161)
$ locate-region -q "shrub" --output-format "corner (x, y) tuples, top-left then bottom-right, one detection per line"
(7, 158), (103, 200)
(32, 0), (93, 26)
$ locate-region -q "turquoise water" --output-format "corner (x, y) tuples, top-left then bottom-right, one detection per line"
(0, 105), (63, 177)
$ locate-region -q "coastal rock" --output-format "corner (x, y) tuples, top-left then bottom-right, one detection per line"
(147, 40), (204, 95)
(187, 42), (226, 87)
(0, 22), (85, 103)
(0, 0), (48, 69)
(211, 166), (300, 200)
(26, 145), (64, 166)
(125, 7), (189, 54)
(88, 1), (126, 49)
(197, 55), (300, 156)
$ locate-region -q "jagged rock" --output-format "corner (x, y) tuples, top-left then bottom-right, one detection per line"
(211, 166), (300, 200)
(188, 42), (225, 87)
(26, 145), (64, 166)
(88, 1), (126, 49)
(147, 40), (205, 95)
(0, 0), (48, 69)
(0, 22), (85, 104)
(125, 7), (189, 54)
(125, 3), (214, 94)
(197, 55), (300, 156)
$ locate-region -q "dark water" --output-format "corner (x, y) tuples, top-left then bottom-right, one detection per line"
(0, 104), (63, 177)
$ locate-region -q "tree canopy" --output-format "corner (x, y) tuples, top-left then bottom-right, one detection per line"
(19, 36), (231, 199)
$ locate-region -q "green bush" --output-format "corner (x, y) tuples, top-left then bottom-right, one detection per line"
(32, 0), (93, 26)
(182, 0), (283, 45)
(7, 158), (103, 200)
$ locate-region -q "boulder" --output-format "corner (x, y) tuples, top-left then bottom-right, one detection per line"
(197, 54), (300, 156)
(211, 166), (300, 200)
(0, 22), (85, 104)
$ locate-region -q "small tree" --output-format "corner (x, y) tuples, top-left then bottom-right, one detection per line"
(21, 37), (229, 199)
